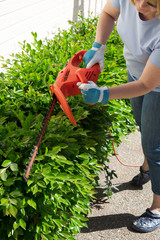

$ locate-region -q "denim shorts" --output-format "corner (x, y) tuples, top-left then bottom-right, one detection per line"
(128, 72), (160, 195)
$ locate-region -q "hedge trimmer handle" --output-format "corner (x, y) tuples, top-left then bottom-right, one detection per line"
(49, 50), (101, 125)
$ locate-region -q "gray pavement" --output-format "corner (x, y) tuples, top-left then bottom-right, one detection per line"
(76, 130), (160, 240)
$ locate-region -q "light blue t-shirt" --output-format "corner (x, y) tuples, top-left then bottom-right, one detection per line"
(110, 0), (160, 92)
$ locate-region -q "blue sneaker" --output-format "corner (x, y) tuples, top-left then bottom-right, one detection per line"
(131, 166), (150, 187)
(132, 208), (160, 232)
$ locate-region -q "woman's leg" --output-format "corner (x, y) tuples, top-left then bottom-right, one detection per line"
(150, 194), (160, 214)
(132, 91), (160, 232)
(141, 91), (160, 212)
(127, 73), (150, 187)
(142, 156), (149, 171)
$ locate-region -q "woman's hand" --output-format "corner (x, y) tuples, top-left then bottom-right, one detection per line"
(83, 42), (106, 71)
(77, 81), (109, 104)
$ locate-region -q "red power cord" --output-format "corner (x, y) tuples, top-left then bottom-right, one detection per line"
(101, 106), (140, 168)
(107, 127), (140, 167)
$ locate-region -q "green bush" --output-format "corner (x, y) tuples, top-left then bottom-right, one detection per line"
(0, 16), (135, 239)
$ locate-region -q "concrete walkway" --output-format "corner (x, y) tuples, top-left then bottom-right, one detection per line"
(76, 130), (160, 240)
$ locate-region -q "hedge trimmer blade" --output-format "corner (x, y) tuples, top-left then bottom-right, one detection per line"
(23, 94), (57, 182)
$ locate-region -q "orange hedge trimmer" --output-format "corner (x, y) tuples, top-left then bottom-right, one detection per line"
(23, 50), (100, 181)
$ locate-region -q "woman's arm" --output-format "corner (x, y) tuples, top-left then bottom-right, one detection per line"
(78, 59), (160, 104)
(108, 59), (160, 100)
(95, 0), (120, 44)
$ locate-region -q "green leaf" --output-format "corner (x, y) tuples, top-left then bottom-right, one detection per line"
(27, 179), (34, 186)
(35, 156), (44, 161)
(55, 155), (74, 165)
(1, 198), (8, 206)
(10, 163), (18, 171)
(74, 213), (88, 221)
(19, 218), (26, 230)
(54, 193), (70, 205)
(10, 190), (22, 198)
(0, 187), (5, 196)
(1, 160), (11, 167)
(78, 153), (90, 160)
(0, 116), (7, 124)
(20, 208), (25, 216)
(27, 199), (37, 210)
(42, 220), (55, 228)
(10, 198), (18, 205)
(4, 178), (15, 186)
(1, 171), (7, 181)
(31, 184), (39, 195)
(37, 180), (46, 188)
(13, 221), (19, 231)
(53, 219), (65, 230)
(59, 231), (73, 238)
(0, 168), (5, 175)
(71, 217), (83, 228)
(9, 205), (18, 218)
(51, 146), (61, 155)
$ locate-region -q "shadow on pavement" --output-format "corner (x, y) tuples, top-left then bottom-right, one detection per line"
(81, 213), (136, 233)
(93, 182), (142, 203)
(82, 182), (143, 233)
(113, 181), (143, 193)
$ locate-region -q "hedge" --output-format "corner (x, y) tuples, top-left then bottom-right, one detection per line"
(0, 15), (135, 239)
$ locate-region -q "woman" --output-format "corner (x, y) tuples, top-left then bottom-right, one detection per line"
(78, 0), (160, 233)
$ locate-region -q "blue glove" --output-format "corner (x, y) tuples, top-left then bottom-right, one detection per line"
(77, 81), (109, 104)
(83, 42), (106, 71)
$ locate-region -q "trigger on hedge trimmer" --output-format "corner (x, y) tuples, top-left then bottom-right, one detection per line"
(23, 50), (100, 182)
